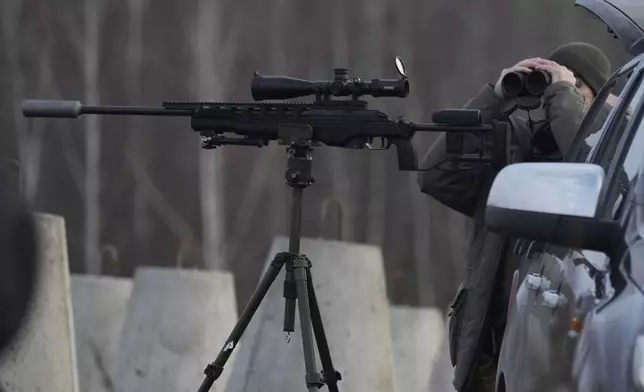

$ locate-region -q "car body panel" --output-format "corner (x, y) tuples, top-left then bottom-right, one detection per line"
(497, 245), (610, 391)
(573, 282), (644, 392)
(575, 0), (644, 55)
(497, 251), (547, 392)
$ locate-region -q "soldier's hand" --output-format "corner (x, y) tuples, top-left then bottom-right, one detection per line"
(534, 59), (577, 86)
(494, 58), (545, 97)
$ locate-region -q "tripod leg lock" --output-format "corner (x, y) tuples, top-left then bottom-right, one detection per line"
(271, 252), (293, 269)
(306, 372), (325, 389)
(271, 252), (311, 271)
(292, 254), (312, 269)
(322, 370), (342, 383)
(203, 363), (224, 379)
(283, 277), (297, 299)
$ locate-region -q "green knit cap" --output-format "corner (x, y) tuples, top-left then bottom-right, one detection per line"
(548, 42), (611, 94)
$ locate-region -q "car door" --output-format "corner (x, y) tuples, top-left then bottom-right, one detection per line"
(571, 64), (644, 392)
(533, 60), (644, 391)
(495, 2), (644, 391)
(497, 57), (643, 392)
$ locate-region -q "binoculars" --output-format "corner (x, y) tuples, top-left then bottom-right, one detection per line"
(501, 70), (552, 97)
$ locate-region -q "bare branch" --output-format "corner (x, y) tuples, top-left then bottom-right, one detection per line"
(320, 198), (344, 240)
(47, 7), (84, 61)
(21, 122), (43, 202)
(190, 0), (246, 270)
(87, 338), (116, 392)
(326, 0), (354, 242)
(226, 147), (278, 263)
(126, 147), (196, 241)
(1, 0), (28, 172)
(55, 128), (86, 201)
(83, 0), (104, 274)
(0, 0), (23, 43)
(100, 244), (121, 275)
(386, 0), (440, 306)
(21, 43), (59, 202)
(125, 0), (147, 262)
(364, 0), (387, 246)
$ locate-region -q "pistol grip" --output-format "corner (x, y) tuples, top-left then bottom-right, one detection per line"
(392, 139), (418, 171)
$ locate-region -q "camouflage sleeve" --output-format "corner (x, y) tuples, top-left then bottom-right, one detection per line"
(541, 81), (591, 156)
(416, 83), (504, 217)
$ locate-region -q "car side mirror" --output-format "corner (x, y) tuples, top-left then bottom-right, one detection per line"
(485, 162), (621, 253)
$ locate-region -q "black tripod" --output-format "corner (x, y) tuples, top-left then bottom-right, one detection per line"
(197, 125), (342, 392)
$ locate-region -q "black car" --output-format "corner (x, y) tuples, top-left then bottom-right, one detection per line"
(485, 1), (644, 391)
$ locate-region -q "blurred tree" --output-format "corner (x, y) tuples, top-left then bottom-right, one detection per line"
(83, 0), (105, 274)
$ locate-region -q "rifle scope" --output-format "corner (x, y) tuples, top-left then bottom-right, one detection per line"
(251, 56), (409, 101)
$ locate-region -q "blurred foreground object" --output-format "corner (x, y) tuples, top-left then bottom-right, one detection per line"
(0, 213), (79, 392)
(0, 162), (37, 356)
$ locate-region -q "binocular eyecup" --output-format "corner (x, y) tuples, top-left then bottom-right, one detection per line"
(501, 70), (552, 98)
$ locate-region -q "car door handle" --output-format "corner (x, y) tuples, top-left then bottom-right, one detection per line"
(515, 273), (551, 313)
(525, 273), (551, 291)
(541, 290), (567, 310)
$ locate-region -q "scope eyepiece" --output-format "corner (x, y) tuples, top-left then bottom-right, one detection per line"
(369, 78), (410, 98)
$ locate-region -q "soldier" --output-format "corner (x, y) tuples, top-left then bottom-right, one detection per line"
(417, 42), (612, 392)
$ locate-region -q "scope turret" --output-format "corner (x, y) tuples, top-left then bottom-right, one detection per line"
(251, 56), (409, 101)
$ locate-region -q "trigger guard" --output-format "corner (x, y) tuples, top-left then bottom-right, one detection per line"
(383, 138), (392, 149)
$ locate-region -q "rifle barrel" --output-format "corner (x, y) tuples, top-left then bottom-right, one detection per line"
(22, 100), (190, 119)
(82, 105), (190, 116)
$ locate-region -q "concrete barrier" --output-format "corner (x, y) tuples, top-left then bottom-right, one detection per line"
(0, 213), (79, 392)
(71, 275), (133, 392)
(225, 236), (396, 392)
(389, 305), (446, 392)
(116, 267), (238, 392)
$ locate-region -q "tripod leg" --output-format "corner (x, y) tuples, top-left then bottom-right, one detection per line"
(307, 268), (341, 392)
(285, 178), (302, 333)
(197, 253), (288, 392)
(293, 255), (324, 392)
(283, 257), (296, 332)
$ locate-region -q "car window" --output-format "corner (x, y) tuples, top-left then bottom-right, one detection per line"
(598, 73), (644, 219)
(568, 67), (637, 163)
